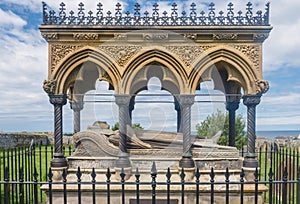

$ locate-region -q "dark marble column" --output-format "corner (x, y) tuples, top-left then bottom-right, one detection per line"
(49, 94), (67, 168)
(174, 99), (182, 133)
(115, 94), (131, 168)
(243, 94), (261, 168)
(70, 101), (83, 134)
(226, 101), (240, 147)
(129, 97), (135, 126)
(178, 94), (195, 168)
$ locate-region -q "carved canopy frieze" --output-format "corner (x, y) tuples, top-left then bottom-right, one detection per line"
(164, 45), (213, 67)
(232, 44), (261, 72)
(98, 45), (143, 67)
(50, 44), (84, 72)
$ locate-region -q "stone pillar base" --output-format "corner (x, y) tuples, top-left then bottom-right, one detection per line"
(179, 157), (195, 168)
(243, 157), (258, 168)
(178, 167), (195, 181)
(51, 167), (67, 181)
(50, 154), (67, 168)
(115, 167), (132, 181)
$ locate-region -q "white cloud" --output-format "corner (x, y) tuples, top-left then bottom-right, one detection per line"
(0, 8), (26, 28)
(0, 1), (299, 133)
(0, 0), (41, 13)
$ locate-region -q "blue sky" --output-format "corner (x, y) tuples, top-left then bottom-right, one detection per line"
(0, 0), (300, 133)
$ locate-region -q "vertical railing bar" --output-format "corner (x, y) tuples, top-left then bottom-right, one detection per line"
(180, 168), (185, 204)
(151, 162), (157, 204)
(268, 167), (273, 204)
(33, 167), (38, 204)
(39, 143), (42, 202)
(48, 168), (53, 204)
(292, 148), (296, 204)
(4, 167), (9, 204)
(225, 167), (230, 204)
(106, 168), (111, 204)
(259, 146), (262, 180)
(10, 149), (15, 204)
(19, 168), (24, 204)
(76, 166), (82, 204)
(121, 168), (126, 204)
(24, 147), (28, 204)
(166, 167), (171, 204)
(91, 168), (96, 204)
(135, 168), (140, 204)
(254, 167), (259, 204)
(210, 167), (215, 204)
(264, 145), (268, 182)
(45, 145), (48, 184)
(62, 168), (67, 204)
(14, 148), (18, 204)
(282, 166), (287, 204)
(297, 166), (300, 204)
(0, 149), (2, 204)
(195, 168), (200, 204)
(289, 148), (292, 204)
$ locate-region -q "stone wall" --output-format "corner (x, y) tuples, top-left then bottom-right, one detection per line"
(0, 132), (51, 149)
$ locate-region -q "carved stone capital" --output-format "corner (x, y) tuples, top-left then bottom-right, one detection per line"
(43, 79), (56, 94)
(115, 95), (131, 106)
(178, 95), (195, 107)
(49, 94), (67, 106)
(256, 80), (269, 94)
(70, 101), (84, 111)
(226, 101), (240, 111)
(243, 94), (261, 107)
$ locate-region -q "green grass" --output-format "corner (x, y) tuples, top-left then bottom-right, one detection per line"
(0, 144), (73, 203)
(257, 146), (300, 203)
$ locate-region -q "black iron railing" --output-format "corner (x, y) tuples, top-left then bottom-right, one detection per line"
(42, 2), (270, 26)
(1, 143), (300, 203)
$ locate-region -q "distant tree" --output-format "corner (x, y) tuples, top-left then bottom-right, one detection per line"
(111, 122), (119, 131)
(195, 110), (246, 149)
(111, 122), (144, 131)
(132, 123), (144, 130)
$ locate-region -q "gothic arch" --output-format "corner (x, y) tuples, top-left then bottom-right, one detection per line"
(189, 46), (260, 95)
(122, 49), (188, 94)
(50, 46), (121, 94)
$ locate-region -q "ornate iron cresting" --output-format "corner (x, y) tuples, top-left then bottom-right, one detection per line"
(42, 2), (270, 26)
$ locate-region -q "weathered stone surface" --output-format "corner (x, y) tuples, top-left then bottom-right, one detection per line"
(0, 132), (50, 149)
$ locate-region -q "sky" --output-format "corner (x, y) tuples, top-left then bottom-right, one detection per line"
(0, 0), (299, 133)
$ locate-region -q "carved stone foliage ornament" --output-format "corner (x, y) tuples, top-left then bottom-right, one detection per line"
(73, 33), (99, 40)
(256, 80), (269, 94)
(233, 45), (260, 71)
(98, 45), (142, 67)
(42, 33), (58, 40)
(50, 44), (84, 72)
(43, 79), (56, 94)
(143, 33), (168, 41)
(253, 34), (269, 41)
(183, 34), (197, 41)
(213, 33), (238, 40)
(165, 45), (212, 66)
(114, 34), (128, 41)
